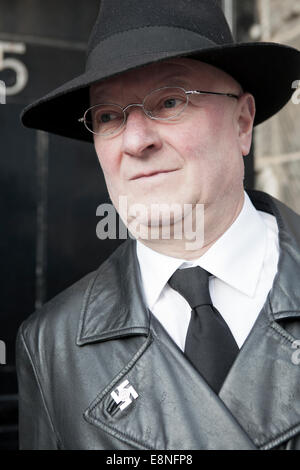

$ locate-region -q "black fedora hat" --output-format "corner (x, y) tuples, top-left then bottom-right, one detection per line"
(21, 0), (300, 143)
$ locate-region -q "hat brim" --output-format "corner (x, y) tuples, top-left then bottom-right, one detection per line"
(21, 29), (300, 142)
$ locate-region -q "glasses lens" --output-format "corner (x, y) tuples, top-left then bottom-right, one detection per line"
(144, 87), (187, 120)
(85, 104), (124, 135)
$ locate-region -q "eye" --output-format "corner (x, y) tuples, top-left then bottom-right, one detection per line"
(163, 97), (184, 109)
(163, 98), (178, 109)
(144, 88), (187, 119)
(97, 111), (119, 123)
(91, 105), (123, 125)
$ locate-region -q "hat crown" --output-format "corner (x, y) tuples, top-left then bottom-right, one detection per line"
(87, 0), (234, 57)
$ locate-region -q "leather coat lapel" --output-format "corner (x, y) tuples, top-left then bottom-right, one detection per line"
(219, 302), (300, 449)
(219, 191), (300, 449)
(83, 313), (256, 449)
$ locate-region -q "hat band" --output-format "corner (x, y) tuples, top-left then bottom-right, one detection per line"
(86, 26), (225, 73)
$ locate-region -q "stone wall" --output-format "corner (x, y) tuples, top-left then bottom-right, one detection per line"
(254, 0), (300, 212)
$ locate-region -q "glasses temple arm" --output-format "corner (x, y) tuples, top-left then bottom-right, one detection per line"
(187, 90), (239, 99)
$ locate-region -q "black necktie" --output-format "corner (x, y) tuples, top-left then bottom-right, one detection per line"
(168, 266), (239, 393)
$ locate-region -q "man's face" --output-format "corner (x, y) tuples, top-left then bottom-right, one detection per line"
(90, 58), (255, 231)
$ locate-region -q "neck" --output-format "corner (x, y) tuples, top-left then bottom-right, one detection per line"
(136, 191), (245, 260)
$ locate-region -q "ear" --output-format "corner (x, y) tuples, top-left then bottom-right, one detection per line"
(235, 93), (256, 156)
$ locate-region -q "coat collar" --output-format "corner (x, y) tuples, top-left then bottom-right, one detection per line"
(76, 237), (149, 345)
(247, 189), (300, 320)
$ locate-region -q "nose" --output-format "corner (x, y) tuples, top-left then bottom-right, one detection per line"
(121, 107), (162, 158)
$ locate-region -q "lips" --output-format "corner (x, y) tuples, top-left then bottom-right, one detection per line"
(130, 169), (177, 180)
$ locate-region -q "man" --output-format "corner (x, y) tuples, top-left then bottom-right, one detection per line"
(17, 0), (300, 450)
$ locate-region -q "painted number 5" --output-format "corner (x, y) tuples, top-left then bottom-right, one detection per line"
(0, 41), (28, 96)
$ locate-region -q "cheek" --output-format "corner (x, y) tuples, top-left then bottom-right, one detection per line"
(177, 107), (228, 156)
(204, 107), (241, 165)
(176, 124), (218, 169)
(94, 140), (120, 180)
(179, 110), (243, 189)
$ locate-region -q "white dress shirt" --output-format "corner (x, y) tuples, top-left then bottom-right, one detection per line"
(136, 192), (279, 350)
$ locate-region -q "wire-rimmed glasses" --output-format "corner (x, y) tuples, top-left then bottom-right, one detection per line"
(78, 86), (239, 137)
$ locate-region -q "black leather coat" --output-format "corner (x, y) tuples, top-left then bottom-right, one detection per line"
(16, 190), (300, 449)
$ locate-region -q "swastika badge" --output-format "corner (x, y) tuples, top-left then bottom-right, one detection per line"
(111, 379), (139, 410)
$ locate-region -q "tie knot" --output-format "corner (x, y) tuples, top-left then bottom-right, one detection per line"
(168, 266), (212, 309)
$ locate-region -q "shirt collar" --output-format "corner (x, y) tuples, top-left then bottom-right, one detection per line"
(136, 191), (267, 308)
(136, 240), (184, 309)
